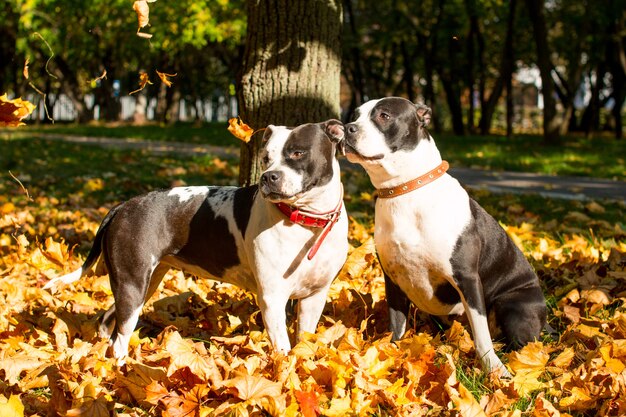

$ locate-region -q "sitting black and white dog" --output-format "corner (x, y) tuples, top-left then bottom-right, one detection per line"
(342, 97), (546, 375)
(45, 120), (349, 364)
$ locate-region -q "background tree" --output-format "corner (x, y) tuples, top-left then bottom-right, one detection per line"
(237, 0), (342, 186)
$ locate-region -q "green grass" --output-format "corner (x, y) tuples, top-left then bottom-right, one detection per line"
(3, 124), (625, 179)
(5, 121), (238, 147)
(437, 133), (625, 180)
(0, 137), (239, 207)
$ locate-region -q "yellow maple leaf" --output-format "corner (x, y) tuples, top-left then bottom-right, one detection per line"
(550, 347), (575, 368)
(0, 394), (24, 417)
(340, 237), (376, 279)
(0, 94), (36, 127)
(323, 395), (351, 417)
(164, 331), (217, 382)
(599, 344), (626, 374)
(508, 342), (549, 375)
(558, 386), (593, 410)
(227, 117), (255, 143)
(225, 373), (282, 404)
(508, 342), (549, 396)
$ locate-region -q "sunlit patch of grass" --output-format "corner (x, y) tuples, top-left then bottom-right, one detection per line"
(438, 133), (625, 179)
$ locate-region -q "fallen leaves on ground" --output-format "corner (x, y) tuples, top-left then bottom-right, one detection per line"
(1, 153), (625, 416)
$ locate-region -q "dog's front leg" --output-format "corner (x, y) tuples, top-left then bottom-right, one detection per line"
(296, 288), (330, 339)
(385, 274), (411, 341)
(258, 292), (291, 353)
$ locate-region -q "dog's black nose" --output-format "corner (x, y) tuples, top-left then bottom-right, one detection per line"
(261, 171), (282, 185)
(346, 123), (358, 134)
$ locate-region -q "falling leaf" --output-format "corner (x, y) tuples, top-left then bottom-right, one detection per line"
(0, 94), (36, 127)
(129, 71), (153, 95)
(88, 70), (107, 88)
(156, 70), (177, 87)
(23, 58), (29, 80)
(133, 0), (156, 38)
(227, 117), (255, 143)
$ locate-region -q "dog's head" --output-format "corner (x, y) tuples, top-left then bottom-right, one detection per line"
(259, 120), (344, 202)
(343, 97), (431, 162)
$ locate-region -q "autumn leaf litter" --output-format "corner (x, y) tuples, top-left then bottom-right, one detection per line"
(0, 153), (625, 417)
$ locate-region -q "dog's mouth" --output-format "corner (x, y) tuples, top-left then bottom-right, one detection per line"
(340, 141), (384, 162)
(260, 187), (296, 202)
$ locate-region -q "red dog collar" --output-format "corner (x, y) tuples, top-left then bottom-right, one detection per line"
(275, 192), (343, 260)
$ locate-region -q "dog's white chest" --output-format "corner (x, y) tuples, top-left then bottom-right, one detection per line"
(374, 178), (471, 315)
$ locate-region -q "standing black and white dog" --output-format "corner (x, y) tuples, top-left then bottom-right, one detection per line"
(342, 97), (546, 375)
(44, 120), (349, 364)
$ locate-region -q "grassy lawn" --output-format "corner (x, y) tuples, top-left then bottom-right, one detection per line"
(4, 123), (624, 180)
(3, 135), (624, 246)
(437, 133), (625, 180)
(10, 121), (238, 147)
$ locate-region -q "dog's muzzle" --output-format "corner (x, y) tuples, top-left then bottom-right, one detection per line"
(260, 170), (287, 199)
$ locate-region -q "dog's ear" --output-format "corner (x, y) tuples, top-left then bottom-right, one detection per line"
(262, 125), (274, 144)
(321, 119), (345, 143)
(415, 104), (432, 128)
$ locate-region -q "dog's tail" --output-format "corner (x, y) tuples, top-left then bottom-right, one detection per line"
(43, 203), (123, 291)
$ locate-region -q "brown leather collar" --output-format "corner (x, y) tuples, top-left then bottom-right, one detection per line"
(376, 160), (449, 199)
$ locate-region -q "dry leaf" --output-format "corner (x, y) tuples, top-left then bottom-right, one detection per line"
(225, 373), (282, 403)
(227, 117), (255, 143)
(88, 69), (107, 88)
(295, 389), (321, 417)
(156, 70), (177, 87)
(23, 58), (29, 80)
(129, 71), (153, 95)
(0, 94), (36, 127)
(133, 0), (156, 37)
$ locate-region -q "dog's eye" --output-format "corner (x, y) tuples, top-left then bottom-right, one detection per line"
(379, 112), (390, 121)
(290, 151), (305, 159)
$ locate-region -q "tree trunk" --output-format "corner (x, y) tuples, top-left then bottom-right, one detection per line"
(465, 0), (478, 133)
(400, 41), (416, 103)
(525, 0), (560, 144)
(343, 0), (366, 110)
(238, 0), (342, 186)
(581, 65), (606, 137)
(504, 0), (517, 138)
(608, 5), (626, 139)
(440, 74), (465, 135)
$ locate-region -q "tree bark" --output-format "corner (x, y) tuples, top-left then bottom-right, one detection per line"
(504, 0), (516, 138)
(525, 0), (560, 144)
(238, 0), (342, 186)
